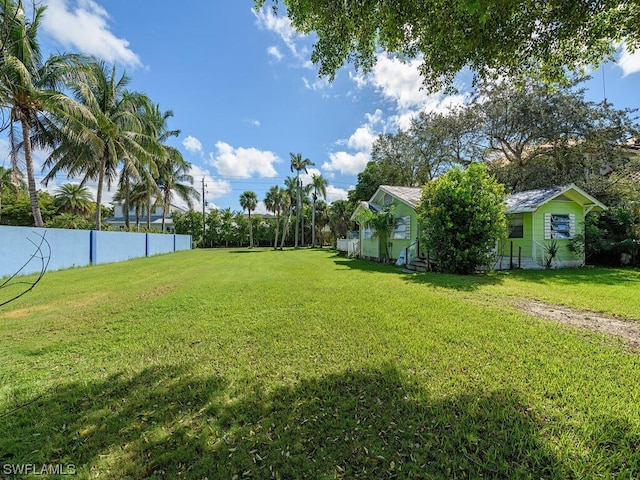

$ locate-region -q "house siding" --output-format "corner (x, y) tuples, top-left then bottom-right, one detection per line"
(386, 201), (419, 261)
(498, 200), (585, 268)
(360, 234), (379, 259)
(499, 212), (534, 262)
(534, 200), (584, 264)
(358, 190), (419, 261)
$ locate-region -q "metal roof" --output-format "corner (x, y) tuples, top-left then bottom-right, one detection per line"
(505, 185), (570, 214)
(505, 184), (606, 213)
(378, 185), (422, 208)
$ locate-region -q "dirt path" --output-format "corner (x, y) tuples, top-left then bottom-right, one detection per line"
(520, 300), (640, 349)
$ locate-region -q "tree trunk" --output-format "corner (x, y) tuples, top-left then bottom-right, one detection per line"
(273, 213), (280, 249)
(162, 190), (168, 233)
(311, 197), (316, 248)
(123, 174), (130, 229)
(295, 176), (300, 248)
(146, 196), (151, 230)
(95, 154), (106, 230)
(281, 207), (292, 250)
(248, 210), (253, 247)
(20, 117), (43, 227)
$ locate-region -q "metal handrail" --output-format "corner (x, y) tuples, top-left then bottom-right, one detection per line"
(404, 239), (420, 267)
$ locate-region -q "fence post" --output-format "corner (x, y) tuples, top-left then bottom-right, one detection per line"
(90, 230), (96, 265)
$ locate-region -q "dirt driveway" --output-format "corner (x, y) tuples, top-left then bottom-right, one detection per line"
(520, 300), (640, 349)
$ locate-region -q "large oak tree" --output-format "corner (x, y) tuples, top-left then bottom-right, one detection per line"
(256, 0), (639, 91)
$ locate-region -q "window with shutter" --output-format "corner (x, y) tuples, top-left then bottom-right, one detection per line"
(392, 216), (410, 239)
(549, 214), (571, 239)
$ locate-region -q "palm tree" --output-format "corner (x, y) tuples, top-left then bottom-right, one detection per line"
(329, 200), (354, 247)
(281, 176), (297, 249)
(43, 61), (161, 230)
(156, 153), (198, 233)
(53, 183), (93, 216)
(264, 185), (285, 249)
(0, 2), (90, 227)
(140, 103), (196, 233)
(310, 174), (328, 247)
(289, 152), (314, 247)
(314, 200), (330, 247)
(47, 212), (91, 230)
(239, 190), (258, 247)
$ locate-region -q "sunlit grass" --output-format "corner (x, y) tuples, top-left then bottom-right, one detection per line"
(1, 249), (639, 478)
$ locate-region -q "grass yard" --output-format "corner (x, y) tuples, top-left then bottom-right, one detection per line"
(1, 248), (639, 479)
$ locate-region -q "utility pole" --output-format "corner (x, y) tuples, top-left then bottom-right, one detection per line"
(201, 177), (207, 248)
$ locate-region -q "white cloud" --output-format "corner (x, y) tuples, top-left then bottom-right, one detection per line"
(41, 0), (141, 68)
(322, 151), (370, 175)
(347, 124), (377, 151)
(209, 141), (280, 178)
(349, 71), (368, 89)
(267, 45), (283, 61)
(187, 164), (232, 211)
(254, 201), (268, 215)
(253, 7), (306, 60)
(368, 55), (426, 111)
(322, 108), (385, 176)
(299, 167), (322, 187)
(325, 185), (349, 202)
(182, 135), (203, 154)
(302, 76), (331, 91)
(351, 53), (467, 123)
(618, 44), (640, 76)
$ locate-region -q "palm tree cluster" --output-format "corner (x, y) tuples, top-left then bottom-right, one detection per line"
(0, 1), (198, 230)
(261, 153), (345, 249)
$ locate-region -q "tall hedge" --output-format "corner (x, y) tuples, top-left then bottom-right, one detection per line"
(419, 164), (507, 274)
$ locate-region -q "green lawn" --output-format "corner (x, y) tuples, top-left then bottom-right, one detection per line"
(1, 249), (639, 479)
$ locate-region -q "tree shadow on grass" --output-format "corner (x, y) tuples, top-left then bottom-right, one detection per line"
(0, 364), (604, 479)
(214, 366), (571, 479)
(0, 365), (227, 478)
(403, 271), (504, 291)
(331, 255), (504, 291)
(332, 256), (406, 275)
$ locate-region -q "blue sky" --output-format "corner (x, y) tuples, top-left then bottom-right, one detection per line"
(23, 0), (640, 213)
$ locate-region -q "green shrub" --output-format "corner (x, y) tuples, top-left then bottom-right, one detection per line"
(419, 163), (507, 274)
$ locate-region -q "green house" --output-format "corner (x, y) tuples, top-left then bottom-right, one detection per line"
(351, 184), (607, 269)
(351, 186), (421, 262)
(497, 184), (607, 269)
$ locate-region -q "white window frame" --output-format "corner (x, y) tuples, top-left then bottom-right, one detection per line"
(391, 216), (411, 240)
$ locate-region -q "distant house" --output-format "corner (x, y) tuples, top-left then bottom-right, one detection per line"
(350, 184), (607, 269)
(105, 203), (187, 233)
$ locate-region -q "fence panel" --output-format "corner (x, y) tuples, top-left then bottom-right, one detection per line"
(0, 226), (192, 278)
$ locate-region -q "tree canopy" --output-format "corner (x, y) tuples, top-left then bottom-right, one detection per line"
(349, 76), (639, 203)
(256, 0), (640, 90)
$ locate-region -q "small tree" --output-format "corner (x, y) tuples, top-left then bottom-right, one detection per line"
(418, 163), (507, 274)
(358, 205), (396, 262)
